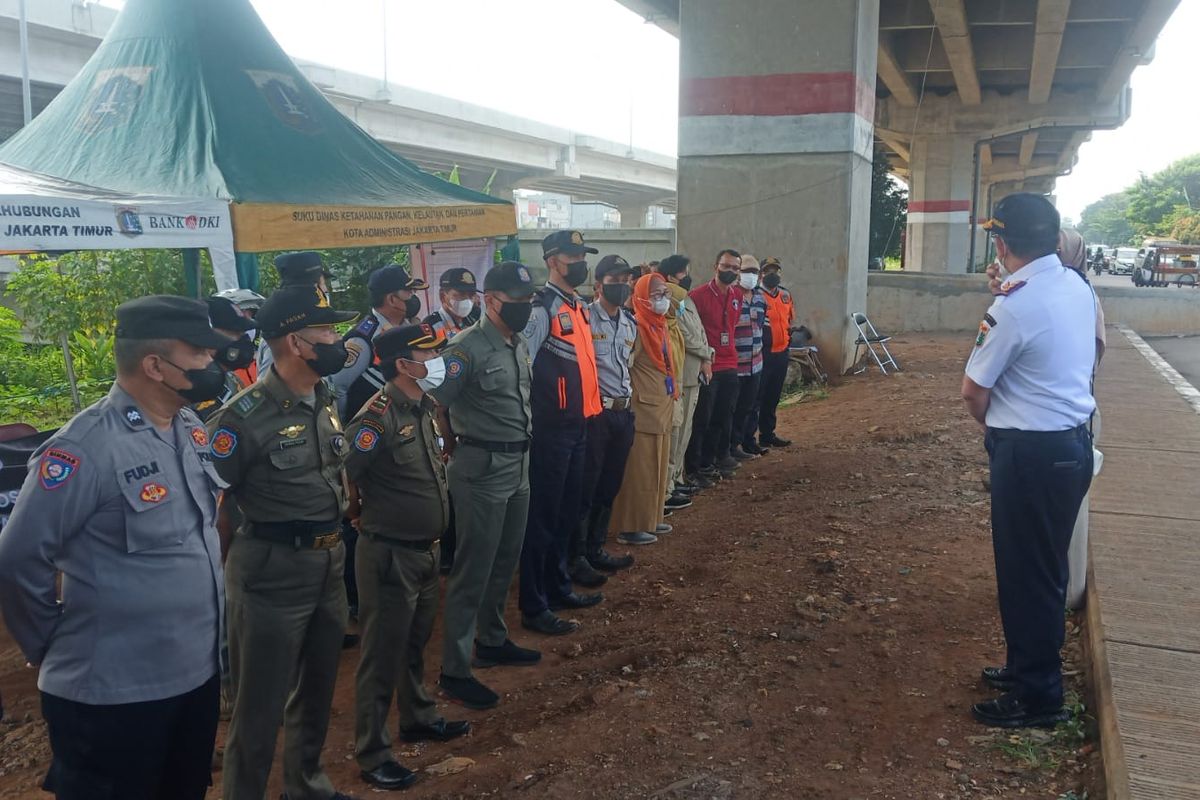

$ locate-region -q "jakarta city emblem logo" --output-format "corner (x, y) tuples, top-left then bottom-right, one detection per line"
(245, 70), (321, 134)
(80, 67), (154, 133)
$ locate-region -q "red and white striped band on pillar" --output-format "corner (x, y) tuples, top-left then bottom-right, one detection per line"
(907, 200), (972, 224)
(678, 71), (875, 160)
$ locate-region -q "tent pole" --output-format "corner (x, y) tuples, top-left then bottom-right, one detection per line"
(183, 248), (201, 298)
(235, 252), (260, 291)
(60, 332), (82, 412)
(18, 0), (32, 125)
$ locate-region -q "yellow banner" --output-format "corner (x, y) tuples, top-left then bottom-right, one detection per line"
(231, 201), (516, 252)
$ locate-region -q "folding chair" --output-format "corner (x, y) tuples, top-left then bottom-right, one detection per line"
(850, 312), (900, 375)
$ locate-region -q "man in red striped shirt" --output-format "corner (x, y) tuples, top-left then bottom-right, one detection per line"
(684, 249), (744, 481)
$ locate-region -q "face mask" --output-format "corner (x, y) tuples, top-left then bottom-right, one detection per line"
(498, 299), (534, 333)
(563, 260), (589, 288)
(717, 270), (738, 286)
(676, 275), (693, 291)
(762, 274), (781, 290)
(739, 272), (759, 290)
(404, 295), (422, 319)
(450, 298), (474, 319)
(993, 260), (1012, 283)
(651, 296), (671, 315)
(217, 335), (256, 370)
(298, 337), (348, 377)
(163, 359), (226, 403)
(601, 283), (633, 307)
(413, 356), (447, 390)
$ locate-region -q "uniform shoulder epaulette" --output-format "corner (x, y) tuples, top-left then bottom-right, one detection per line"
(366, 393), (392, 416)
(230, 386), (266, 418)
(535, 286), (558, 311)
(998, 280), (1027, 296)
(344, 314), (379, 342)
(620, 307), (637, 324)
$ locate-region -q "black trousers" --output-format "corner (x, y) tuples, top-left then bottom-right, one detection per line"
(757, 349), (790, 440)
(986, 425), (1092, 707)
(686, 369), (740, 470)
(730, 372), (762, 451)
(440, 495), (458, 568)
(520, 421), (587, 616)
(41, 674), (219, 800)
(578, 409), (636, 554)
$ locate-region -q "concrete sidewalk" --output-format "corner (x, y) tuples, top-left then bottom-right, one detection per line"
(1086, 326), (1200, 799)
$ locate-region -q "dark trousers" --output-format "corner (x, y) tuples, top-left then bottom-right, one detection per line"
(41, 675), (219, 800)
(731, 372), (763, 451)
(520, 422), (587, 616)
(986, 425), (1092, 707)
(440, 497), (458, 569)
(758, 349), (790, 440)
(578, 409), (636, 555)
(689, 369), (740, 469)
(342, 519), (360, 615)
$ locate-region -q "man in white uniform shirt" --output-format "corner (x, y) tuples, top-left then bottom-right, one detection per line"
(961, 193), (1096, 729)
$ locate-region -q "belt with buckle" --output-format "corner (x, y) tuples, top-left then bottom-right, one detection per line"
(249, 520), (343, 550)
(457, 436), (530, 453)
(602, 396), (632, 411)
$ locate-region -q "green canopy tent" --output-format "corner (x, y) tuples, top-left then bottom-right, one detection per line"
(0, 0), (515, 290)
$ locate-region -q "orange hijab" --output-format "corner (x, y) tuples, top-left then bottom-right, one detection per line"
(633, 273), (679, 398)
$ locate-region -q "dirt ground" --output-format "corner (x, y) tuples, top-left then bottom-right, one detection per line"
(0, 334), (1101, 799)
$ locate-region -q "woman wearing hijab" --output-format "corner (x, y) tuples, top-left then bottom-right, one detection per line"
(610, 273), (679, 545)
(662, 282), (693, 514)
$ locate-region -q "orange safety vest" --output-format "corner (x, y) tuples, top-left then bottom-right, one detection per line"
(763, 288), (795, 354)
(532, 289), (602, 422)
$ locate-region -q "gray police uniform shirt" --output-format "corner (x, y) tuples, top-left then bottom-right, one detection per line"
(0, 384), (225, 704)
(588, 299), (636, 400)
(965, 254), (1097, 431)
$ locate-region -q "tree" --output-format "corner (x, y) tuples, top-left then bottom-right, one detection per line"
(869, 148), (908, 260)
(1078, 192), (1134, 246)
(1124, 153), (1200, 240)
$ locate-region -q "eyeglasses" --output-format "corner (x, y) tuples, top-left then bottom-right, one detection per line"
(649, 290), (670, 301)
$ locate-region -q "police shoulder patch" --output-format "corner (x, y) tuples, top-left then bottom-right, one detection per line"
(232, 389), (265, 418)
(446, 353), (467, 379)
(190, 427), (209, 447)
(353, 425), (379, 453)
(211, 427), (239, 458)
(343, 338), (365, 368)
(38, 447), (80, 490)
(975, 321), (991, 347)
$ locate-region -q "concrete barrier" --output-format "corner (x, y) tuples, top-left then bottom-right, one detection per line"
(867, 271), (1200, 336)
(514, 229), (675, 283)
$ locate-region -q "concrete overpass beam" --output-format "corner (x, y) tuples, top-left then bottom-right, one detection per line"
(618, 200), (650, 229)
(1030, 0), (1072, 104)
(676, 0), (877, 374)
(905, 133), (976, 273)
(928, 0), (983, 105)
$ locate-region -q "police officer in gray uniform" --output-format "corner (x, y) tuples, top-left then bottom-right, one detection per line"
(208, 285), (360, 800)
(0, 296), (231, 800)
(409, 261), (542, 710)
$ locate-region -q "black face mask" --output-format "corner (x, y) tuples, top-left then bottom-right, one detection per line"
(564, 260), (589, 288)
(164, 359), (226, 404)
(762, 273), (782, 290)
(298, 337), (349, 377)
(717, 270), (738, 285)
(217, 335), (256, 370)
(404, 295), (422, 320)
(601, 283), (633, 307)
(497, 299), (534, 333)
(676, 274), (693, 291)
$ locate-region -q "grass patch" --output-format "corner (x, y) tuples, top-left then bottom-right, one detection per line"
(992, 692), (1091, 772)
(778, 384), (829, 408)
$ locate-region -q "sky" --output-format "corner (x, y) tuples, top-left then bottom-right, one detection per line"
(96, 0), (1197, 220)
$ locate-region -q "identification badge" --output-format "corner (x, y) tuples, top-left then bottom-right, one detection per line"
(558, 312), (574, 333)
(720, 332), (730, 346)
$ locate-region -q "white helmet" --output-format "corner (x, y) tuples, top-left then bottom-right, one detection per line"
(214, 288), (266, 312)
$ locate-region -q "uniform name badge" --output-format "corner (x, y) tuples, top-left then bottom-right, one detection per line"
(558, 312), (574, 334)
(720, 332), (730, 347)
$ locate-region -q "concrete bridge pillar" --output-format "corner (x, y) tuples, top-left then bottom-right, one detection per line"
(905, 134), (976, 273)
(618, 200), (650, 229)
(675, 0), (878, 374)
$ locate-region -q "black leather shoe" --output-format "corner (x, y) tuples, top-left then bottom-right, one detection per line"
(402, 718), (471, 743)
(665, 495), (692, 510)
(438, 674), (499, 710)
(716, 455), (742, 471)
(981, 665), (1016, 691)
(971, 693), (1067, 729)
(674, 483), (699, 496)
(473, 638), (541, 668)
(743, 441), (769, 456)
(617, 531), (658, 546)
(698, 465), (721, 479)
(568, 556), (608, 587)
(521, 610), (579, 636)
(688, 473), (716, 489)
(342, 633), (360, 649)
(361, 760), (417, 791)
(729, 446), (755, 461)
(589, 549), (634, 572)
(762, 434), (791, 447)
(550, 591), (603, 610)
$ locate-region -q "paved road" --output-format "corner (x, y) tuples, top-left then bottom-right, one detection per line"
(1146, 334), (1200, 388)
